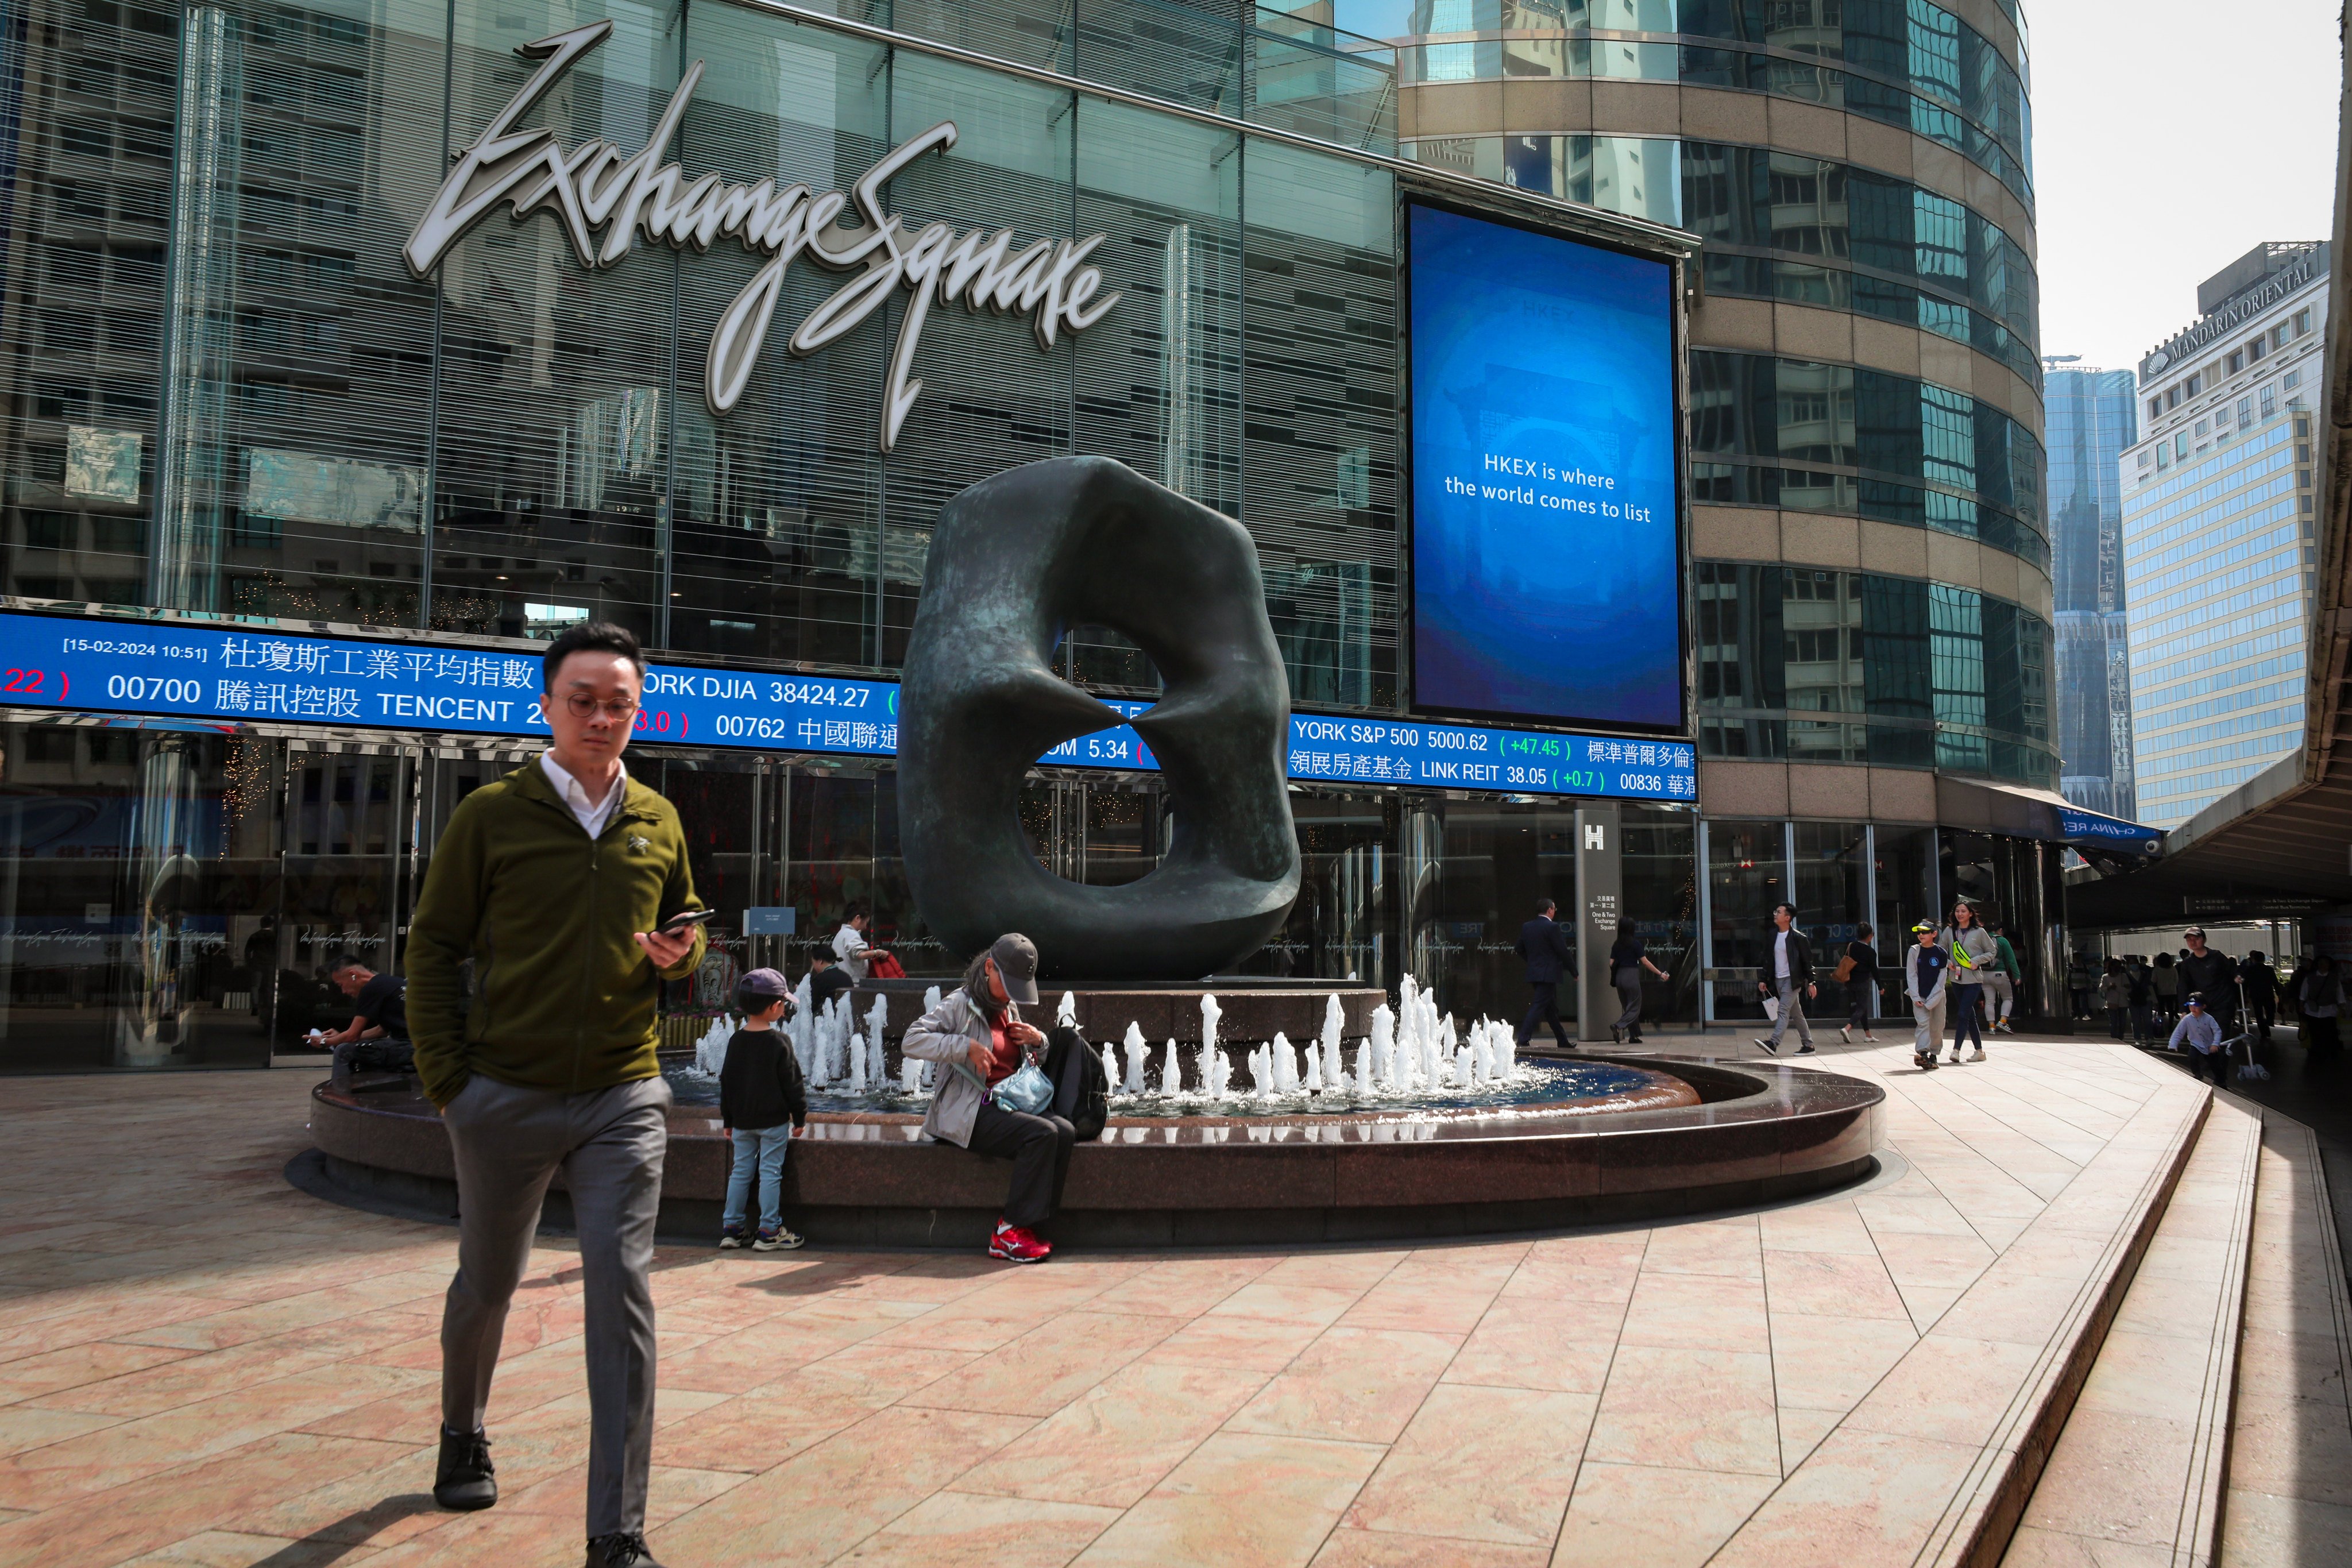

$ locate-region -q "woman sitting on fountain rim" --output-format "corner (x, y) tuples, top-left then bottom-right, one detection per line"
(900, 933), (1076, 1263)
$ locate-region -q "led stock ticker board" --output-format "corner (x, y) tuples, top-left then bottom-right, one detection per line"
(0, 610), (1696, 803)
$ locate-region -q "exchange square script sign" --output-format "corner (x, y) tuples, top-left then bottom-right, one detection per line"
(403, 20), (1121, 450)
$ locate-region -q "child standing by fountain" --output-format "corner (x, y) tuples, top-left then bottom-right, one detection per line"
(719, 968), (807, 1252)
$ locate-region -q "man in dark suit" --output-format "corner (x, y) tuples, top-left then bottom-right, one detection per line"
(1756, 900), (1817, 1055)
(1515, 898), (1577, 1049)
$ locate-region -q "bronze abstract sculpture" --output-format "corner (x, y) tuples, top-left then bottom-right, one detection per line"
(898, 457), (1300, 979)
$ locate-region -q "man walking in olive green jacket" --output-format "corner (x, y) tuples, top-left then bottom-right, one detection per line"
(407, 621), (706, 1568)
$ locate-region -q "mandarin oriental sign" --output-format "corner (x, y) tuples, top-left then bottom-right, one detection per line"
(404, 20), (1121, 450)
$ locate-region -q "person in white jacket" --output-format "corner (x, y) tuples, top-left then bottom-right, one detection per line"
(1904, 921), (1950, 1072)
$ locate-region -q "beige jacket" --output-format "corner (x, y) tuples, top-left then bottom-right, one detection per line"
(899, 986), (1024, 1146)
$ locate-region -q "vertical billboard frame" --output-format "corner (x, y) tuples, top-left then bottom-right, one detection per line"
(1393, 188), (1693, 743)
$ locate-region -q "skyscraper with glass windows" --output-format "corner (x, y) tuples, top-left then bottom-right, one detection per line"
(2042, 360), (2138, 818)
(2120, 244), (2327, 828)
(1381, 0), (2063, 1022)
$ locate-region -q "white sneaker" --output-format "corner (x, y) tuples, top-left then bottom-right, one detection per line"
(1969, 1048), (1986, 1062)
(1840, 1026), (1852, 1044)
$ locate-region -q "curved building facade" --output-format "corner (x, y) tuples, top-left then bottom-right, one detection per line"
(1390, 0), (2069, 1022)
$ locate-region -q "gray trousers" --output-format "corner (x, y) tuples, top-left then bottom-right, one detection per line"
(1767, 977), (1813, 1046)
(1613, 971), (1644, 1034)
(441, 1073), (670, 1539)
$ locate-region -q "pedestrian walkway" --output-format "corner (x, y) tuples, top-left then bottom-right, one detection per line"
(0, 1037), (2282, 1567)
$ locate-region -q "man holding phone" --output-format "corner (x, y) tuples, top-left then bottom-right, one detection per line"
(407, 621), (706, 1568)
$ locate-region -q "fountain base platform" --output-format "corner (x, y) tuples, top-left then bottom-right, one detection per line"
(303, 1053), (1884, 1248)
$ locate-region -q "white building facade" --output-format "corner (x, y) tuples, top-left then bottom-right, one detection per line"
(2120, 243), (2327, 828)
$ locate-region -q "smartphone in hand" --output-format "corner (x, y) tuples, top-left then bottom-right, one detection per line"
(659, 907), (717, 938)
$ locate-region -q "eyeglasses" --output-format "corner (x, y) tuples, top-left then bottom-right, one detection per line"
(560, 692), (640, 721)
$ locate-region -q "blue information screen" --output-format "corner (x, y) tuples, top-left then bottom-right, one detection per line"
(0, 609), (1694, 802)
(1407, 202), (1682, 732)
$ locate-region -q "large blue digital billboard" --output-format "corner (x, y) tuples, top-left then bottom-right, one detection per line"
(1406, 202), (1682, 732)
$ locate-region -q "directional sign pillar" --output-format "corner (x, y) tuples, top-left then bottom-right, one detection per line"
(1575, 802), (1623, 1043)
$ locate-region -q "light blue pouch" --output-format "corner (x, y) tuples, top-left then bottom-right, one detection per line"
(991, 1060), (1055, 1114)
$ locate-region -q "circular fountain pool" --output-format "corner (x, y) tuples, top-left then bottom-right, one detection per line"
(662, 1056), (1700, 1121)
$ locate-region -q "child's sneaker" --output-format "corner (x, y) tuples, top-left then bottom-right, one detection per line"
(988, 1220), (1052, 1264)
(752, 1225), (804, 1252)
(719, 1224), (746, 1250)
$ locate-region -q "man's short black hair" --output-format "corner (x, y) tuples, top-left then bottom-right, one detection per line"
(1773, 901), (1797, 918)
(1536, 897), (1556, 915)
(541, 620), (645, 692)
(810, 950), (833, 965)
(328, 952), (370, 974)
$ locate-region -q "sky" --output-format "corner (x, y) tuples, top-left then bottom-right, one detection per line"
(2033, 0), (2342, 374)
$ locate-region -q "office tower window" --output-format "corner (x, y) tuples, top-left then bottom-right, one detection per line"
(2261, 385), (2277, 417)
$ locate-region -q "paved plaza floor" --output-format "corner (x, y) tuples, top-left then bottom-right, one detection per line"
(0, 1034), (2338, 1566)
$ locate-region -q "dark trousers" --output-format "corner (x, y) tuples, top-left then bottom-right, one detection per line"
(1847, 983), (1876, 1031)
(1519, 981), (1569, 1047)
(2249, 996), (2276, 1036)
(1612, 971), (1643, 1040)
(2105, 1006), (2129, 1040)
(967, 1099), (1076, 1229)
(2188, 1048), (2229, 1086)
(2305, 1014), (2341, 1053)
(1949, 984), (1984, 1049)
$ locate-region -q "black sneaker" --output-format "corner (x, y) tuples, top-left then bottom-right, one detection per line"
(585, 1534), (663, 1567)
(1755, 1037), (1779, 1055)
(434, 1425), (496, 1511)
(1795, 1044), (1816, 1055)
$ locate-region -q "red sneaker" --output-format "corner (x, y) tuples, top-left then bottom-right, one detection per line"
(987, 1221), (1052, 1264)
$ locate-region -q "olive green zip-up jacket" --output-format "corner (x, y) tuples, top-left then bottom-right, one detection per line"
(407, 761), (707, 1106)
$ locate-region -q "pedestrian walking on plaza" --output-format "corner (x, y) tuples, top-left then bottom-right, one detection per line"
(1513, 898), (1576, 1050)
(2098, 959), (2132, 1040)
(407, 621), (709, 1568)
(1986, 921), (2023, 1034)
(2178, 928), (2238, 1035)
(2171, 992), (2230, 1086)
(1608, 920), (1669, 1045)
(2127, 956), (2156, 1041)
(1940, 901), (1996, 1063)
(2299, 956), (2345, 1055)
(1754, 902), (1817, 1056)
(900, 934), (1073, 1264)
(2240, 952), (2279, 1043)
(1904, 921), (1949, 1071)
(1839, 924), (1881, 1044)
(717, 968), (806, 1254)
(2150, 952), (2180, 1027)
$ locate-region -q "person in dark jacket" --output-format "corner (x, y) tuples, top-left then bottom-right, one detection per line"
(1515, 898), (1577, 1050)
(718, 968), (807, 1253)
(1608, 921), (1670, 1045)
(1755, 902), (1817, 1056)
(2177, 928), (2238, 1034)
(1840, 925), (1880, 1044)
(2240, 952), (2278, 1042)
(2299, 957), (2345, 1055)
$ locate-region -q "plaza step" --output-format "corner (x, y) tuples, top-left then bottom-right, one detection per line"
(1706, 1069), (2213, 1568)
(1999, 1091), (2263, 1567)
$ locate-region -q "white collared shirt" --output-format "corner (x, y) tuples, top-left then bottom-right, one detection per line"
(539, 751), (628, 838)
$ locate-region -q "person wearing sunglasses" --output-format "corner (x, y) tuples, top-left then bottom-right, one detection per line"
(406, 620), (709, 1568)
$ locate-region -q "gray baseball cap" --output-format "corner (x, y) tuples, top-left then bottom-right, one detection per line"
(990, 933), (1040, 1005)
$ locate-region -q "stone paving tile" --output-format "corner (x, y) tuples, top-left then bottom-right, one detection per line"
(0, 1040), (2260, 1568)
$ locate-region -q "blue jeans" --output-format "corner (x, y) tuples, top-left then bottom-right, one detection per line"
(723, 1125), (791, 1231)
(1949, 984), (1984, 1049)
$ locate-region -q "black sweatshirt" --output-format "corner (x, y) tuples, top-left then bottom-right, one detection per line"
(719, 1029), (808, 1131)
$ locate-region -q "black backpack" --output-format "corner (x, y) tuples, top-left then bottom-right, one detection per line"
(1042, 1024), (1110, 1141)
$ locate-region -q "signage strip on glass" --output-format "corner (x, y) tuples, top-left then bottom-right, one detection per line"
(0, 610), (1695, 802)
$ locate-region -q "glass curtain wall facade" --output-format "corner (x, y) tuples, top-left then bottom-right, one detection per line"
(2042, 362), (2137, 818)
(0, 0), (1722, 1071)
(2121, 253), (2327, 829)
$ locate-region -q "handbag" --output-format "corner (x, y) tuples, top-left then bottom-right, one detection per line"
(991, 1060), (1056, 1114)
(1833, 953), (1856, 983)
